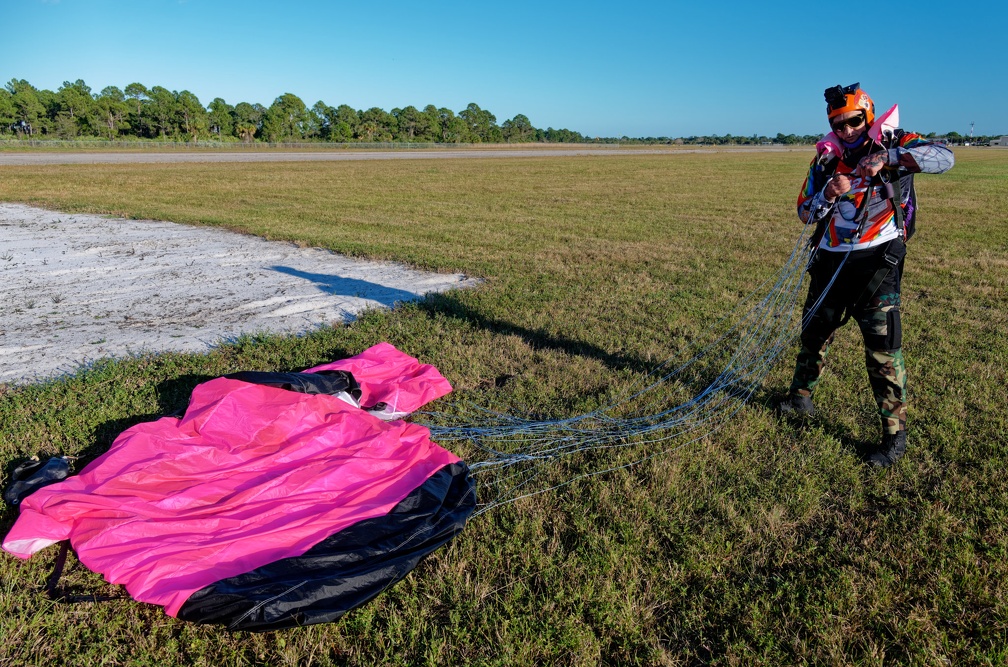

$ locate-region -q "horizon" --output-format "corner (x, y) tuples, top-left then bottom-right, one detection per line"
(2, 0), (1003, 138)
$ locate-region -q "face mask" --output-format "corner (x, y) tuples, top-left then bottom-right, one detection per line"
(840, 133), (868, 150)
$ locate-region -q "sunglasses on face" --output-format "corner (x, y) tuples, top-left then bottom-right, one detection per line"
(831, 113), (866, 133)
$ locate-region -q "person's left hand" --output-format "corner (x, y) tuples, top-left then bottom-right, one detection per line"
(856, 151), (888, 179)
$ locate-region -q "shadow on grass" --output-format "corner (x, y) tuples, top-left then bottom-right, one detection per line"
(1, 374), (211, 545)
(419, 292), (654, 376)
(751, 387), (881, 463)
(12, 338), (362, 487)
(82, 373), (214, 466)
(79, 338), (358, 467)
(270, 265), (421, 307)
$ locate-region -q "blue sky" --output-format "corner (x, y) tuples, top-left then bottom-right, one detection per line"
(2, 0), (1004, 138)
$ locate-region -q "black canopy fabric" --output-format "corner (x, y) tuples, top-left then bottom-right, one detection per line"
(178, 462), (474, 631)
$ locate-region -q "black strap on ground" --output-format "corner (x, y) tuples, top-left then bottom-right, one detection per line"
(45, 540), (70, 600)
(44, 540), (124, 603)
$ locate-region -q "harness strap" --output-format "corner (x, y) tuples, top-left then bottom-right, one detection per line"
(45, 541), (70, 599)
(838, 240), (903, 326)
(45, 540), (124, 603)
(889, 175), (906, 236)
(859, 242), (902, 303)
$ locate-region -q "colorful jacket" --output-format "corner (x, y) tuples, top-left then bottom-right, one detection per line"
(797, 130), (954, 252)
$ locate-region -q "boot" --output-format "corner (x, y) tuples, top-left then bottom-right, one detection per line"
(868, 431), (907, 468)
(776, 393), (815, 417)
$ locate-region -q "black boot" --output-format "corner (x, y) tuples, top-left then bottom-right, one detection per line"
(868, 431), (907, 468)
(776, 393), (815, 417)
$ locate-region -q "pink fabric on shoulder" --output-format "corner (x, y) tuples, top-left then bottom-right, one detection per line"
(3, 343), (458, 617)
(816, 132), (842, 160)
(869, 104), (899, 143)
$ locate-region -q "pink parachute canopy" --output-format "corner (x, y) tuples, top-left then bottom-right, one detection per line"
(3, 342), (459, 617)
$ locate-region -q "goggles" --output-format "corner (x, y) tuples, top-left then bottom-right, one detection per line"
(830, 113), (866, 133)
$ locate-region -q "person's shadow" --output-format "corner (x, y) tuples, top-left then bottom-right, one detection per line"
(273, 266), (664, 379)
(418, 291), (653, 376)
(270, 265), (422, 308)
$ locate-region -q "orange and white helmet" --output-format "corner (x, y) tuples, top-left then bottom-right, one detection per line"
(824, 83), (875, 126)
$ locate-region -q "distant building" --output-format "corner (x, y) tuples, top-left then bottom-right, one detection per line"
(991, 136), (1008, 147)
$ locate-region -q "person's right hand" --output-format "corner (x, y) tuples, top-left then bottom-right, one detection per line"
(824, 174), (851, 201)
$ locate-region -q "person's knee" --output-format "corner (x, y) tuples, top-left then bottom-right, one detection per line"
(801, 313), (838, 352)
(865, 348), (907, 392)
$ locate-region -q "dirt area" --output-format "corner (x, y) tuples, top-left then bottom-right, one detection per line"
(0, 203), (478, 385)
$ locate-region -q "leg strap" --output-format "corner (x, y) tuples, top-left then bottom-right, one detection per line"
(839, 239), (904, 326)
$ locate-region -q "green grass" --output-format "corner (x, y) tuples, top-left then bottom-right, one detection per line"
(1, 148), (1006, 666)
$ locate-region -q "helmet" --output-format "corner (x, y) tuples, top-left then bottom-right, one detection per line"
(824, 82), (875, 126)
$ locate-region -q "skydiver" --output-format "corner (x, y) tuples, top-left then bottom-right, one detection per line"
(777, 83), (954, 467)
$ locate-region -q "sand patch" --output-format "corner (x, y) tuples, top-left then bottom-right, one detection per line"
(0, 203), (477, 384)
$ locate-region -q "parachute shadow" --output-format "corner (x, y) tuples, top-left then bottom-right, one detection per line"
(2, 374), (196, 529)
(1, 373), (211, 593)
(269, 265), (422, 308)
(16, 373), (211, 604)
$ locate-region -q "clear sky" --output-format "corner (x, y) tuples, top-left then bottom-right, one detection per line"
(2, 0), (1004, 138)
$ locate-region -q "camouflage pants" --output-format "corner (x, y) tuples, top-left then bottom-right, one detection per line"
(788, 241), (907, 435)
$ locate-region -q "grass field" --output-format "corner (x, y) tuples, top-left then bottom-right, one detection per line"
(1, 148), (1006, 666)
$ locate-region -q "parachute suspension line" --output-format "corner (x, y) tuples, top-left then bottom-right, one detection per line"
(419, 223), (849, 515)
(801, 247), (851, 331)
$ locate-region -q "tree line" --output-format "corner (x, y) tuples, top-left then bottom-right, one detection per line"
(0, 78), (586, 144)
(1, 78), (991, 145)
